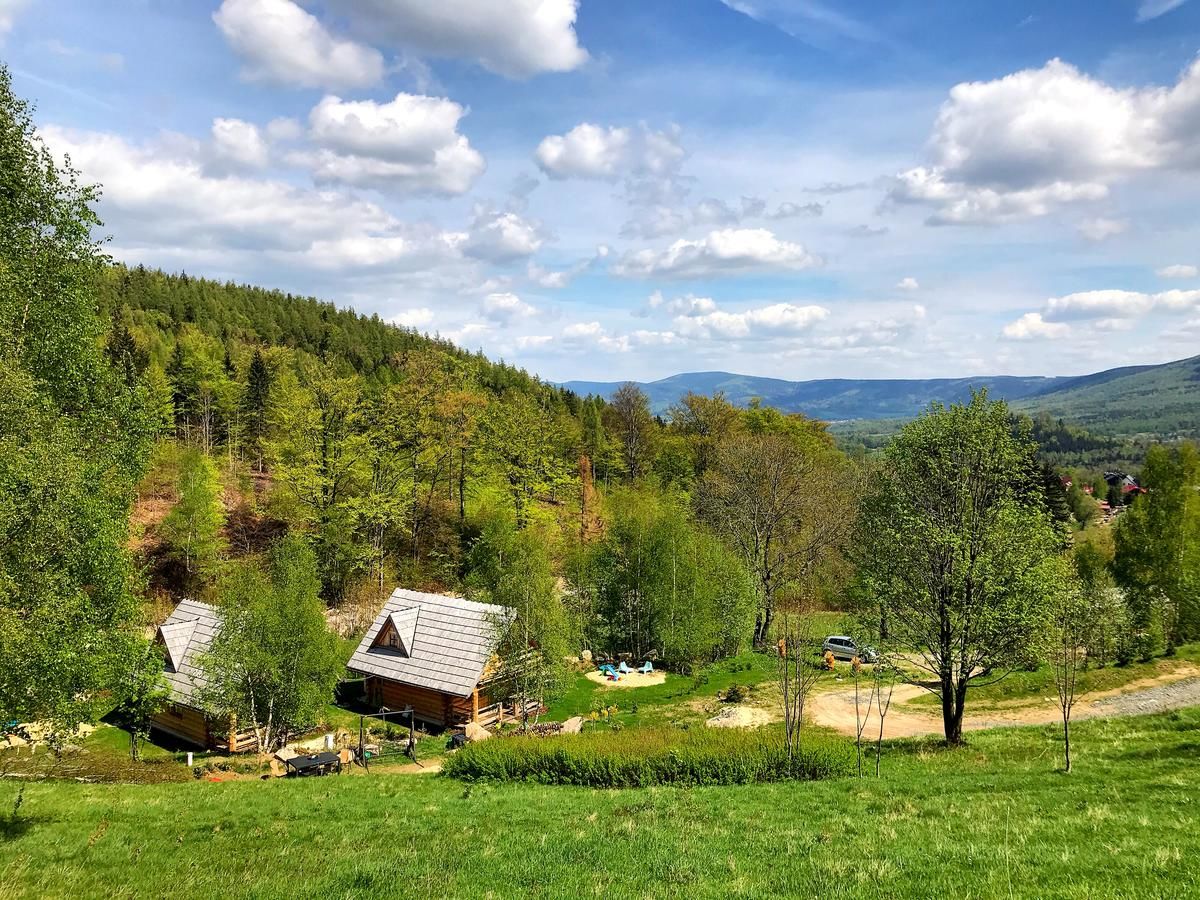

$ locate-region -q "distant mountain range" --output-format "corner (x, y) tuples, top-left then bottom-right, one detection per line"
(561, 354), (1200, 437)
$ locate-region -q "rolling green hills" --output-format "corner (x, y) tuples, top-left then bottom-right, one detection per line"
(562, 371), (1069, 420)
(564, 354), (1200, 438)
(1011, 353), (1200, 438)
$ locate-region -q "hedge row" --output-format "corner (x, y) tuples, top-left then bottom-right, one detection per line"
(442, 726), (853, 787)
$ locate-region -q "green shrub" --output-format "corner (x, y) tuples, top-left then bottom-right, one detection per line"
(721, 683), (749, 703)
(442, 726), (852, 787)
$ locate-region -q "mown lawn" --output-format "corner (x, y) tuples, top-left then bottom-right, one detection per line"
(2, 710), (1198, 898)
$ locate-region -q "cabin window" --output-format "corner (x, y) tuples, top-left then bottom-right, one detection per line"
(169, 704), (184, 718)
(386, 631), (400, 649)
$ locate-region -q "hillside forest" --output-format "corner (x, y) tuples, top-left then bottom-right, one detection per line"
(3, 66), (1199, 751)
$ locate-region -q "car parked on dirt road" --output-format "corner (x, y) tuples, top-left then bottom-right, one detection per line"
(822, 635), (879, 663)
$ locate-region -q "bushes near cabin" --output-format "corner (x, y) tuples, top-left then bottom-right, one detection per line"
(442, 726), (852, 787)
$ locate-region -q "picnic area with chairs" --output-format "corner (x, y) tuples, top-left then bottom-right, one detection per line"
(586, 658), (664, 687)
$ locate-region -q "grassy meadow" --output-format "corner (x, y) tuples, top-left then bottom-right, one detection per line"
(3, 709), (1198, 899)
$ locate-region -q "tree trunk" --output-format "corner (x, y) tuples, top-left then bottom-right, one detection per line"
(1062, 715), (1072, 773)
(459, 447), (467, 519)
(940, 675), (967, 745)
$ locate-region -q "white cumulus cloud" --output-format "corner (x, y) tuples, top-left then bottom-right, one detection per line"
(674, 302), (829, 340)
(482, 292), (537, 322)
(300, 93), (485, 195)
(891, 57), (1200, 223)
(388, 308), (435, 328)
(214, 0), (384, 90)
(1002, 312), (1071, 341)
(1044, 289), (1200, 320)
(210, 118), (269, 170)
(40, 125), (464, 276)
(536, 122), (684, 181)
(1003, 287), (1200, 339)
(613, 228), (822, 279)
(464, 208), (543, 263)
(321, 0), (587, 78)
(1157, 264), (1198, 279)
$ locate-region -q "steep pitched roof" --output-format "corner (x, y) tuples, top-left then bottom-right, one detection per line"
(383, 606), (420, 656)
(155, 599), (221, 707)
(159, 620), (197, 672)
(348, 589), (513, 698)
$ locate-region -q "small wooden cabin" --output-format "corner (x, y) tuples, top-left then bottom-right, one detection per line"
(348, 589), (529, 728)
(149, 599), (258, 752)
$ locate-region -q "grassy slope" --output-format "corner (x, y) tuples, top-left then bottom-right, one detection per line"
(1013, 353), (1200, 438)
(3, 711), (1198, 898)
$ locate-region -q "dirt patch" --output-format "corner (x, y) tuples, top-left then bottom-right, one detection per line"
(374, 759), (443, 775)
(706, 706), (773, 729)
(1089, 675), (1200, 716)
(127, 496), (174, 552)
(808, 668), (1200, 739)
(584, 670), (667, 688)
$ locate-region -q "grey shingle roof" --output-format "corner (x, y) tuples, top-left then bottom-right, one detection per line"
(347, 589), (513, 697)
(156, 598), (221, 706)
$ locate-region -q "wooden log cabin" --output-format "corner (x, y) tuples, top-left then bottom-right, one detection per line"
(149, 599), (258, 752)
(348, 589), (532, 729)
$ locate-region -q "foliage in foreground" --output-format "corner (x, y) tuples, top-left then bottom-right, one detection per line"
(2, 711), (1199, 898)
(0, 66), (153, 731)
(442, 725), (853, 786)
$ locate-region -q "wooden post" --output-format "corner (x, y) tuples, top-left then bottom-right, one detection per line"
(360, 714), (368, 772)
(228, 714), (238, 753)
(405, 705), (420, 766)
(471, 688), (480, 723)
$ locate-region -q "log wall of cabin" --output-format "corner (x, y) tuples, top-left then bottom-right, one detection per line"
(151, 703), (210, 747)
(367, 676), (482, 727)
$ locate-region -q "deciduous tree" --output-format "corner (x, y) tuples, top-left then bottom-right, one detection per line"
(697, 430), (856, 647)
(0, 67), (152, 730)
(466, 510), (572, 725)
(159, 447), (226, 582)
(200, 535), (341, 750)
(852, 393), (1060, 745)
(606, 383), (656, 479)
(1113, 442), (1200, 647)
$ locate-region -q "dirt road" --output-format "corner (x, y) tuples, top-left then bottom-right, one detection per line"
(807, 665), (1200, 738)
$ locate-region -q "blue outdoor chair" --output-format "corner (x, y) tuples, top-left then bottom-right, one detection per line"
(639, 661), (653, 674)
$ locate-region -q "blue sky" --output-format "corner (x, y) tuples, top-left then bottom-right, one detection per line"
(5, 0), (1200, 382)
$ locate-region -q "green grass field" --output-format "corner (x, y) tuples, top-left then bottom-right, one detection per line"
(3, 709), (1198, 898)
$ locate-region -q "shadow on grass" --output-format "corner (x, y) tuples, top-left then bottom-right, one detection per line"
(0, 811), (49, 842)
(0, 786), (53, 843)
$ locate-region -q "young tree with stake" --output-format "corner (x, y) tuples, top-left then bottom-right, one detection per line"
(1045, 556), (1088, 773)
(774, 598), (824, 762)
